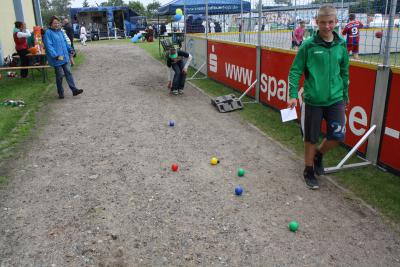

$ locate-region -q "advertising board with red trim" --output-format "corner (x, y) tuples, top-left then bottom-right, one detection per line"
(379, 70), (400, 172)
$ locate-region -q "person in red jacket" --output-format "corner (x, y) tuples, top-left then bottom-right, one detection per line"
(13, 21), (31, 78)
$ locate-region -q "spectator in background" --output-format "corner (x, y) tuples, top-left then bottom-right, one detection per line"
(63, 18), (74, 51)
(202, 19), (207, 33)
(215, 21), (222, 32)
(254, 22), (259, 32)
(292, 20), (306, 50)
(80, 23), (87, 46)
(342, 13), (363, 60)
(13, 21), (31, 78)
(160, 23), (167, 36)
(210, 20), (215, 33)
(44, 16), (83, 99)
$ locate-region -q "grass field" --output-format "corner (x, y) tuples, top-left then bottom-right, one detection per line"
(0, 54), (84, 185)
(135, 40), (400, 224)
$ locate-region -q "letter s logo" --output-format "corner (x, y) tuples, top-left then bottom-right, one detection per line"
(209, 45), (217, 73)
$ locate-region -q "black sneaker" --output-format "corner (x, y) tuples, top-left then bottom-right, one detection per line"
(73, 89), (83, 96)
(171, 90), (178, 95)
(314, 151), (324, 175)
(303, 169), (319, 190)
(178, 89), (184, 95)
(58, 95), (64, 99)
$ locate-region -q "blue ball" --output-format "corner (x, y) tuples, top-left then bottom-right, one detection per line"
(174, 14), (182, 21)
(235, 186), (243, 196)
(168, 120), (175, 127)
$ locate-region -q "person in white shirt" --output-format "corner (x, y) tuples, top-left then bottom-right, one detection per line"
(202, 20), (207, 33)
(210, 20), (215, 33)
(13, 21), (31, 78)
(254, 22), (259, 32)
(80, 24), (87, 46)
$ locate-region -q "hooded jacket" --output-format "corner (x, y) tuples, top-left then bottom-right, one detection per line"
(43, 28), (71, 67)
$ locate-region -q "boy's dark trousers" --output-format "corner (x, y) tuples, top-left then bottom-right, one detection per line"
(171, 60), (186, 90)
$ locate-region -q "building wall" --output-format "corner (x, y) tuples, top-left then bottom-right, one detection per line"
(0, 0), (38, 63)
(23, 0), (36, 29)
(0, 0), (17, 61)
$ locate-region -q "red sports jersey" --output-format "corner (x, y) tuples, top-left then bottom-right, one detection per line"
(342, 20), (363, 45)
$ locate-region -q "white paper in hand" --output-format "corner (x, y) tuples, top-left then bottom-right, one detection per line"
(280, 108), (298, 122)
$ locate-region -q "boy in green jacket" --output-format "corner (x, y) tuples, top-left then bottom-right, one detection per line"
(288, 5), (349, 189)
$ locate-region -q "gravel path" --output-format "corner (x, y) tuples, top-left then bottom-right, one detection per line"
(1, 43), (399, 266)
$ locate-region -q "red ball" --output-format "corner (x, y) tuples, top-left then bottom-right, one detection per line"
(171, 164), (179, 172)
(375, 31), (383, 39)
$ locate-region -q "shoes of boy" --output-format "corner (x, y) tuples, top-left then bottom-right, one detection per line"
(303, 168), (319, 190)
(178, 89), (184, 95)
(172, 90), (178, 95)
(73, 89), (84, 96)
(314, 151), (324, 175)
(58, 95), (64, 99)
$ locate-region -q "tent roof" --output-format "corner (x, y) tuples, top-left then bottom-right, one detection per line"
(157, 0), (251, 16)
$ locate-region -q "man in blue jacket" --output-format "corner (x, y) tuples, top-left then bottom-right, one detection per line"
(44, 16), (83, 99)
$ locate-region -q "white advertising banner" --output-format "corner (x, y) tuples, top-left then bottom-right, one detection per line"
(185, 35), (207, 75)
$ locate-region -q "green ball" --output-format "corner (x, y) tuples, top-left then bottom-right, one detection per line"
(288, 221), (299, 232)
(237, 168), (245, 177)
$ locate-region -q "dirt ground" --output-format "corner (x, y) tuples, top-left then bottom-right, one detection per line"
(1, 43), (400, 266)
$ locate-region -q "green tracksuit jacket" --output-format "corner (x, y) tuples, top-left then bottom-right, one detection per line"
(289, 31), (349, 107)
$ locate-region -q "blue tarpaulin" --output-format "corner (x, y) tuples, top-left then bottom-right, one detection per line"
(157, 0), (251, 16)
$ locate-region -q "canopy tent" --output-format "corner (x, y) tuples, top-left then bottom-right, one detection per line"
(157, 0), (251, 16)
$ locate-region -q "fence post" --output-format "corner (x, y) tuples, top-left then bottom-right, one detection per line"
(255, 0), (262, 103)
(366, 0), (397, 164)
(383, 0), (397, 67)
(205, 0), (209, 78)
(184, 0), (186, 51)
(240, 0), (244, 42)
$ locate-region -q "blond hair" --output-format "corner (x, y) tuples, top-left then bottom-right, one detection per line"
(317, 4), (337, 18)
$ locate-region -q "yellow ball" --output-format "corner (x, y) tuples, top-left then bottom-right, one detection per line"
(210, 157), (219, 165)
(176, 8), (183, 15)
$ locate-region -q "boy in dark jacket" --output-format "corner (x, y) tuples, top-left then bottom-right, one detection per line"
(167, 48), (192, 95)
(288, 5), (349, 189)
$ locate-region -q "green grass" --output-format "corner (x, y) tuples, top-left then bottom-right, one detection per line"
(136, 40), (400, 224)
(0, 175), (8, 186)
(359, 53), (400, 66)
(0, 53), (84, 167)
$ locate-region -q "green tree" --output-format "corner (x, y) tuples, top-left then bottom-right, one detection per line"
(274, 0), (292, 5)
(128, 1), (146, 15)
(40, 0), (71, 25)
(51, 0), (72, 17)
(82, 0), (90, 7)
(146, 1), (161, 17)
(100, 0), (126, 6)
(40, 0), (52, 24)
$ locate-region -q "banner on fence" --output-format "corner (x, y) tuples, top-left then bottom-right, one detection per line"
(379, 69), (400, 171)
(186, 35), (207, 75)
(207, 40), (257, 96)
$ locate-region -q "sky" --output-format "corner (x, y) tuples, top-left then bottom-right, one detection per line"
(70, 0), (170, 8)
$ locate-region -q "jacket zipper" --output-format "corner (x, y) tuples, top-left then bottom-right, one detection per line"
(328, 46), (331, 100)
